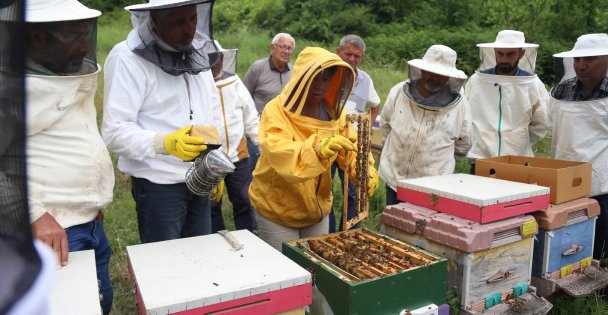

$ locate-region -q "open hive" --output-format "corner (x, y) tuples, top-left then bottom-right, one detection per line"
(303, 229), (437, 282)
(283, 229), (447, 315)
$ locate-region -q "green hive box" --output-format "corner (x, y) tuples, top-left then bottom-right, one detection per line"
(282, 229), (447, 315)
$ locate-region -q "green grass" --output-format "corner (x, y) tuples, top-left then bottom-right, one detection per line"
(95, 9), (607, 315)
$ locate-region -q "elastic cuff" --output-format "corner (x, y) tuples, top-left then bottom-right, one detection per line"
(153, 133), (168, 155)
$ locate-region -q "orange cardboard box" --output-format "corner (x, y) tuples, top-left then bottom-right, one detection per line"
(475, 155), (592, 204)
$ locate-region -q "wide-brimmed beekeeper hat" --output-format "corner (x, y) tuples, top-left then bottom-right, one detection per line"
(408, 45), (467, 79)
(554, 33), (608, 58)
(26, 0), (100, 22)
(477, 30), (538, 48)
(125, 0), (210, 11)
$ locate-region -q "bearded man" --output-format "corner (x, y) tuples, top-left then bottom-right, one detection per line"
(464, 30), (549, 174)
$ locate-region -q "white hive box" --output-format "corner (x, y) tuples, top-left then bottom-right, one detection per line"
(49, 249), (101, 315)
(127, 230), (312, 315)
(397, 174), (550, 223)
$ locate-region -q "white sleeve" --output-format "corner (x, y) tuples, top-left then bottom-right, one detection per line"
(380, 84), (400, 138)
(236, 76), (260, 145)
(367, 79), (381, 108)
(101, 48), (157, 161)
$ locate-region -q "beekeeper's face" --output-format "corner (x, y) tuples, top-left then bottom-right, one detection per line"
(151, 5), (197, 51)
(494, 47), (525, 75)
(573, 55), (608, 89)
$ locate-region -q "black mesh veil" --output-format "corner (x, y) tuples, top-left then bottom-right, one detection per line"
(0, 0), (42, 313)
(128, 0), (219, 76)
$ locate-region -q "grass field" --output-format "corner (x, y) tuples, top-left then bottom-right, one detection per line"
(95, 9), (608, 315)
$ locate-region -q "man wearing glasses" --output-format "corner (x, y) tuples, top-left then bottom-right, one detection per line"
(243, 33), (296, 172)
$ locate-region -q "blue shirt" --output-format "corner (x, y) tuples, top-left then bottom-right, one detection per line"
(481, 67), (531, 76)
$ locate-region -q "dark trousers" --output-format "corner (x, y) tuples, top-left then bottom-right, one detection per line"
(386, 185), (399, 206)
(66, 218), (112, 315)
(211, 158), (257, 232)
(592, 194), (608, 261)
(131, 177), (211, 244)
(246, 137), (260, 174)
(329, 163), (358, 232)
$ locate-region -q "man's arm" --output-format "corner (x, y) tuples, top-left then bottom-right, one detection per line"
(367, 79), (381, 124)
(529, 80), (550, 146)
(242, 61), (259, 97)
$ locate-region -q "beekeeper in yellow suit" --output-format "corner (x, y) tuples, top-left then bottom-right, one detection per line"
(249, 47), (379, 251)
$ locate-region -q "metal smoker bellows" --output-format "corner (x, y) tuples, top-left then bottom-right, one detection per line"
(186, 149), (235, 196)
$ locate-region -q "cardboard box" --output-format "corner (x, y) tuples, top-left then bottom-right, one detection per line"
(475, 156), (592, 204)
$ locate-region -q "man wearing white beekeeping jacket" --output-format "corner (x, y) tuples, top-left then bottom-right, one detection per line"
(465, 30), (549, 174)
(379, 45), (472, 206)
(102, 0), (221, 244)
(207, 41), (259, 233)
(25, 0), (114, 313)
(550, 33), (608, 260)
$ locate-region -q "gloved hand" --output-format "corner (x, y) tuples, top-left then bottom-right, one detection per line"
(164, 126), (207, 161)
(367, 167), (379, 197)
(317, 135), (357, 159)
(211, 180), (225, 203)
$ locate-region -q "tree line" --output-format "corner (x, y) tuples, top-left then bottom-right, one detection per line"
(86, 0), (608, 84)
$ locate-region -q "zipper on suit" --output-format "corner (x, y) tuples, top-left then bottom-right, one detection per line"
(497, 85), (503, 156)
(405, 110), (426, 177)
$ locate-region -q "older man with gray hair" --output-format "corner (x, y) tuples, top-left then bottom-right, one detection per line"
(329, 34), (381, 232)
(243, 32), (295, 171)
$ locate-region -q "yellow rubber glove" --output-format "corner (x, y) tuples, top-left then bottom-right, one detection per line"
(211, 180), (225, 203)
(317, 135), (357, 159)
(367, 167), (379, 197)
(164, 126), (208, 161)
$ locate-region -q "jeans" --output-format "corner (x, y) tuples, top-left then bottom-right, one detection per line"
(385, 185), (399, 206)
(66, 218), (112, 315)
(592, 194), (608, 261)
(211, 158), (257, 232)
(131, 177), (211, 243)
(329, 163), (358, 233)
(246, 136), (260, 174)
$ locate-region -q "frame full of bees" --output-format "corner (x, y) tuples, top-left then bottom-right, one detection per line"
(343, 113), (371, 230)
(283, 229), (448, 315)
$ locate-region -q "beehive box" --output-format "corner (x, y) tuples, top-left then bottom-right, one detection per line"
(49, 250), (101, 315)
(397, 174), (550, 223)
(531, 198), (608, 297)
(127, 230), (311, 315)
(381, 203), (549, 314)
(475, 156), (592, 204)
(283, 229), (447, 315)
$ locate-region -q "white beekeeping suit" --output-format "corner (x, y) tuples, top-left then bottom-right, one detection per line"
(379, 45), (471, 191)
(465, 30), (549, 164)
(25, 0), (114, 231)
(549, 33), (608, 197)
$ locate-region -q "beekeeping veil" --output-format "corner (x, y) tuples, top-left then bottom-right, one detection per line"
(1, 1), (56, 314)
(126, 0), (219, 76)
(406, 44), (467, 108)
(476, 30), (538, 75)
(208, 40), (237, 79)
(25, 0), (100, 76)
(279, 47), (354, 121)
